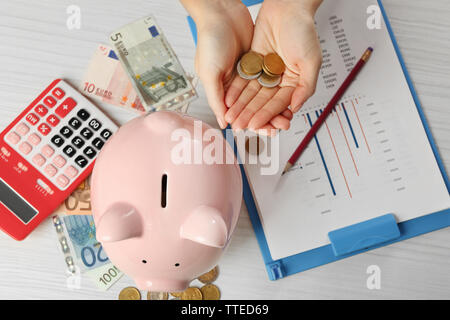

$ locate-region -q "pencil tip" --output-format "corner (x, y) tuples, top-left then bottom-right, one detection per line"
(368, 47), (374, 52)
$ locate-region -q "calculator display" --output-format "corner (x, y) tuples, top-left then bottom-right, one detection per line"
(0, 178), (38, 224)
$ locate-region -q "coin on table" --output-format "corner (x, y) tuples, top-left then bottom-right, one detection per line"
(147, 291), (169, 300)
(181, 287), (203, 300)
(245, 136), (265, 155)
(200, 284), (221, 300)
(241, 51), (263, 76)
(170, 291), (183, 298)
(197, 266), (219, 284)
(258, 72), (281, 88)
(118, 287), (141, 300)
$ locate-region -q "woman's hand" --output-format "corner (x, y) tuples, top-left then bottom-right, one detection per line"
(181, 0), (254, 129)
(224, 0), (323, 132)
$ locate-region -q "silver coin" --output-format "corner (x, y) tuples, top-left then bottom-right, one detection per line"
(237, 60), (261, 80)
(258, 74), (281, 88)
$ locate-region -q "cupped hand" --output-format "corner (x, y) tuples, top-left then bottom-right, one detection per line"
(190, 0), (254, 129)
(224, 0), (323, 133)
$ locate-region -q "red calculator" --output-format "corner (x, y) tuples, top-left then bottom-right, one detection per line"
(0, 79), (118, 240)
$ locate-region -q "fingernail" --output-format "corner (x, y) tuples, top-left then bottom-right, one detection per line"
(218, 118), (227, 129)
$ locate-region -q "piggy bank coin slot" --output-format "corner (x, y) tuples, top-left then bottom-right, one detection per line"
(161, 174), (167, 208)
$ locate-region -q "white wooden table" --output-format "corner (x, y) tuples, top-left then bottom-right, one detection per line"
(0, 0), (449, 299)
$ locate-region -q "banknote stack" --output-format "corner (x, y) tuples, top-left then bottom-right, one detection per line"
(52, 177), (123, 290)
(81, 44), (197, 114)
(117, 265), (221, 300)
(237, 51), (286, 88)
(109, 16), (197, 111)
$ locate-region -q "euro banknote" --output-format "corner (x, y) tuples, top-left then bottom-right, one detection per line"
(110, 16), (197, 111)
(53, 213), (123, 290)
(81, 44), (197, 114)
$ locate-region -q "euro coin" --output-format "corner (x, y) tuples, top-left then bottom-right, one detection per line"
(170, 291), (183, 298)
(240, 51), (263, 76)
(258, 72), (281, 88)
(198, 266), (219, 284)
(147, 291), (168, 300)
(245, 136), (265, 155)
(200, 284), (221, 300)
(118, 287), (141, 300)
(181, 287), (203, 300)
(263, 53), (285, 75)
(237, 60), (261, 80)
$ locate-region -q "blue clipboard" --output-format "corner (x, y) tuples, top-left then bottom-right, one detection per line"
(187, 0), (450, 280)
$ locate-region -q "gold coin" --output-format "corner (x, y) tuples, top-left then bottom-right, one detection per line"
(118, 287), (141, 300)
(197, 266), (219, 284)
(200, 284), (221, 300)
(245, 136), (265, 155)
(181, 287), (203, 300)
(240, 51), (263, 76)
(170, 291), (183, 298)
(263, 53), (285, 75)
(147, 291), (168, 300)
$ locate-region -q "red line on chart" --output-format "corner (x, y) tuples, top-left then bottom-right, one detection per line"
(303, 114), (307, 124)
(324, 120), (352, 198)
(335, 109), (360, 176)
(351, 99), (371, 154)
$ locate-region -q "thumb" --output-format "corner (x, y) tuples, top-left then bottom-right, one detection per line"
(201, 73), (228, 129)
(290, 64), (320, 113)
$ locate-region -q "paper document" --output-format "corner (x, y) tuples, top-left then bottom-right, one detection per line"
(240, 0), (450, 260)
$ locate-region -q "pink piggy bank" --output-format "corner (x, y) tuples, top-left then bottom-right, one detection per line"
(91, 111), (242, 292)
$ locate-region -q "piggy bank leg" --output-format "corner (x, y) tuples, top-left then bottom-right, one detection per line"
(135, 278), (190, 292)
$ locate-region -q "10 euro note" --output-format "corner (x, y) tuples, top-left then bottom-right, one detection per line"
(110, 15), (197, 110)
(53, 213), (123, 290)
(81, 44), (147, 114)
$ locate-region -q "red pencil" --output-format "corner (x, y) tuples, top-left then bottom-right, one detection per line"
(282, 47), (373, 175)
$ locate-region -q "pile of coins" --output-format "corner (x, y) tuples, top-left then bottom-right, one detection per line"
(237, 51), (286, 88)
(117, 265), (221, 300)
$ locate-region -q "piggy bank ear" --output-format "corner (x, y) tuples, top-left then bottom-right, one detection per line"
(180, 206), (228, 248)
(96, 203), (143, 242)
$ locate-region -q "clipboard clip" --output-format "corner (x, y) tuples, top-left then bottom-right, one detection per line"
(328, 213), (401, 256)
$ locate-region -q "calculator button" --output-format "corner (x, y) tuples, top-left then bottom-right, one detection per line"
(38, 123), (51, 136)
(100, 129), (112, 140)
(68, 117), (82, 130)
(43, 96), (57, 108)
(56, 175), (70, 188)
(64, 166), (78, 179)
(41, 145), (54, 158)
(51, 135), (64, 147)
(27, 133), (41, 146)
(32, 154), (46, 167)
(6, 132), (20, 145)
(63, 145), (76, 158)
(53, 155), (66, 168)
(34, 104), (48, 117)
(44, 164), (57, 177)
(83, 146), (97, 159)
(92, 137), (104, 150)
(60, 126), (73, 138)
(55, 97), (77, 118)
(71, 136), (85, 149)
(25, 113), (39, 126)
(74, 155), (88, 168)
(77, 109), (90, 121)
(80, 127), (93, 140)
(19, 142), (32, 155)
(16, 123), (30, 136)
(52, 88), (65, 99)
(88, 118), (102, 131)
(46, 114), (60, 127)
